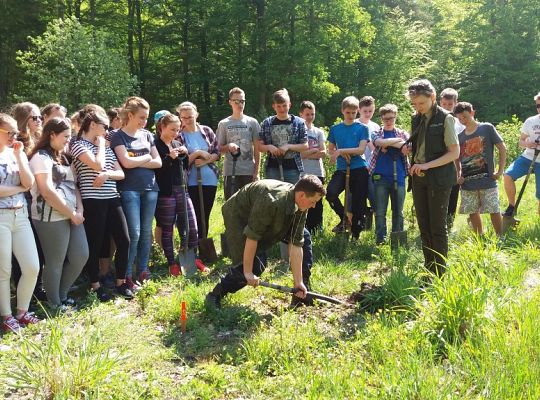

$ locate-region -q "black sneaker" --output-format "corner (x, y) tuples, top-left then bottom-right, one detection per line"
(33, 287), (48, 302)
(91, 286), (111, 302)
(61, 297), (77, 307)
(205, 292), (221, 310)
(115, 283), (134, 300)
(503, 205), (515, 217)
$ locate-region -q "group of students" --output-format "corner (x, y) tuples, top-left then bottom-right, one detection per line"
(1, 80), (539, 331)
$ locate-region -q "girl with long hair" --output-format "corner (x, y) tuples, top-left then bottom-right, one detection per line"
(69, 105), (132, 300)
(29, 117), (89, 308)
(0, 113), (40, 333)
(110, 97), (161, 289)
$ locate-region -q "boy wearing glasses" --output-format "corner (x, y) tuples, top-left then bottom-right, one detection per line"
(369, 104), (410, 244)
(216, 87), (261, 200)
(503, 92), (540, 218)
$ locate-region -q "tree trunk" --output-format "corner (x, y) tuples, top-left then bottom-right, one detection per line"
(199, 9), (212, 125)
(182, 0), (191, 99)
(127, 0), (135, 76)
(251, 0), (266, 113)
(136, 0), (145, 96)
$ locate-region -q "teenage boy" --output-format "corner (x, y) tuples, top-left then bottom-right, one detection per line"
(356, 96), (380, 229)
(440, 88), (465, 229)
(454, 102), (506, 236)
(327, 96), (370, 239)
(299, 101), (326, 233)
(369, 104), (410, 244)
(217, 87), (261, 200)
(205, 175), (326, 309)
(258, 88), (308, 183)
(503, 92), (540, 218)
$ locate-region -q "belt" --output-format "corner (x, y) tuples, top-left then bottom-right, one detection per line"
(0, 206), (24, 211)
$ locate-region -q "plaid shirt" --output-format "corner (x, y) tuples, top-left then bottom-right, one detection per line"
(368, 127), (410, 175)
(259, 115), (307, 173)
(176, 124), (221, 178)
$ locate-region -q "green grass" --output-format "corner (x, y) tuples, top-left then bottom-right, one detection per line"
(0, 177), (539, 399)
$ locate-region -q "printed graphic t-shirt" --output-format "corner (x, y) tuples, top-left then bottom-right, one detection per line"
(458, 122), (503, 191)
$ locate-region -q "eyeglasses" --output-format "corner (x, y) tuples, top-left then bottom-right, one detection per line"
(30, 115), (44, 122)
(382, 116), (396, 121)
(230, 99), (246, 105)
(0, 128), (20, 139)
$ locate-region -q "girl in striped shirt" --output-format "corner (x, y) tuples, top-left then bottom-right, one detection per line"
(69, 106), (133, 300)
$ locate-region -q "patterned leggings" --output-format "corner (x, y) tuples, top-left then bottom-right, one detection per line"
(155, 186), (198, 266)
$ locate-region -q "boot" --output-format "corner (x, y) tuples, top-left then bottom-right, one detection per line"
(205, 283), (225, 310)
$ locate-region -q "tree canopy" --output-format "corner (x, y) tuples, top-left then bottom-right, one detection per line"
(1, 0), (539, 126)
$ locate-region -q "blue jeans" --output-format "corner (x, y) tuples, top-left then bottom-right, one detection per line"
(121, 190), (159, 278)
(265, 167), (300, 184)
(374, 179), (405, 242)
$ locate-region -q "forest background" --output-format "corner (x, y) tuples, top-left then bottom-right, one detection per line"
(1, 0), (539, 129)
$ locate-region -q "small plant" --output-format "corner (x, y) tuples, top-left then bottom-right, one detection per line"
(4, 317), (124, 399)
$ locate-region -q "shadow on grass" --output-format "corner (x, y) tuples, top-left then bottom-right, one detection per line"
(162, 302), (265, 366)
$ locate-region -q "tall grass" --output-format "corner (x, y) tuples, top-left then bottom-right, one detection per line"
(3, 316), (124, 399)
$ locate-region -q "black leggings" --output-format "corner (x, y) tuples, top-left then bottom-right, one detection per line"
(188, 185), (217, 239)
(82, 197), (130, 283)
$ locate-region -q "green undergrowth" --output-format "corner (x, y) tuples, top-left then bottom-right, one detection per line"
(1, 182), (539, 399)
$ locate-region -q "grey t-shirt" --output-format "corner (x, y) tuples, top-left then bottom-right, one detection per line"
(217, 115), (260, 176)
(458, 122), (503, 191)
(302, 126), (326, 177)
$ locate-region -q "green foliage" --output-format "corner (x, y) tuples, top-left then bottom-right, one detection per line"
(497, 115), (523, 166)
(3, 315), (124, 399)
(15, 17), (137, 111)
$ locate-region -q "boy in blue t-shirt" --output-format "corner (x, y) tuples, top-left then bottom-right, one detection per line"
(369, 104), (410, 244)
(327, 96), (370, 238)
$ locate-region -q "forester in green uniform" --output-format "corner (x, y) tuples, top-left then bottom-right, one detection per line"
(205, 175), (325, 309)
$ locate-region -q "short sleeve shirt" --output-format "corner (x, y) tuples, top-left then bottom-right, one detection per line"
(328, 122), (369, 170)
(415, 113), (458, 164)
(459, 122), (503, 191)
(521, 114), (540, 162)
(30, 151), (77, 222)
(69, 138), (119, 199)
(302, 126), (326, 177)
(0, 148), (26, 208)
(110, 129), (158, 192)
(217, 115), (260, 176)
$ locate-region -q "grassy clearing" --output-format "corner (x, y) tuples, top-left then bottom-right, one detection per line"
(0, 178), (539, 399)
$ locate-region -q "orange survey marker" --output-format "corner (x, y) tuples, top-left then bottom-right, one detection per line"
(181, 301), (187, 333)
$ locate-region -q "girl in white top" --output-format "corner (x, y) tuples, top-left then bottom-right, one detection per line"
(0, 113), (40, 333)
(29, 117), (89, 308)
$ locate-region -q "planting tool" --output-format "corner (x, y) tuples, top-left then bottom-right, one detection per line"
(390, 152), (407, 249)
(276, 155), (289, 261)
(259, 281), (354, 307)
(176, 154), (197, 276)
(336, 161), (351, 256)
(221, 148), (241, 257)
(196, 166), (218, 263)
(502, 147), (540, 234)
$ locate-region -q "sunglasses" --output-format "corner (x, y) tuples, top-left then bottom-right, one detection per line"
(536, 104), (540, 109)
(0, 128), (20, 139)
(99, 122), (110, 130)
(230, 99), (246, 105)
(30, 115), (44, 122)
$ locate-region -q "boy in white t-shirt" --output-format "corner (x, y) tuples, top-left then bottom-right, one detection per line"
(299, 101), (326, 233)
(355, 96), (380, 229)
(503, 92), (540, 217)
